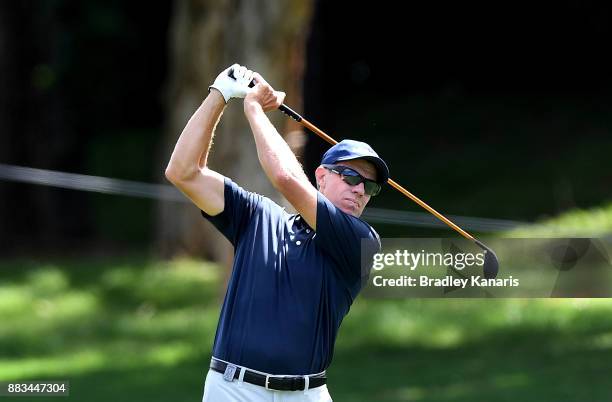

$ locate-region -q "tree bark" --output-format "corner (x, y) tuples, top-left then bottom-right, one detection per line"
(157, 0), (314, 260)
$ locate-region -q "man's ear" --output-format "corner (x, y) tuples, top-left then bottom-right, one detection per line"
(314, 166), (326, 191)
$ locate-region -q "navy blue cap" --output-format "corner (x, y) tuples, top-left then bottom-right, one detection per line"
(321, 139), (389, 183)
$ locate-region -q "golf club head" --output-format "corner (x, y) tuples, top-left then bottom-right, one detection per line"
(475, 239), (499, 279)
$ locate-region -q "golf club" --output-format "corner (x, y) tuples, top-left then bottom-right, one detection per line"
(228, 68), (499, 279)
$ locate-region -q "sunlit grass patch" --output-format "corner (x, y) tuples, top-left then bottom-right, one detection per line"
(338, 298), (612, 352)
(98, 257), (220, 309)
(506, 202), (612, 237)
(0, 255), (220, 383)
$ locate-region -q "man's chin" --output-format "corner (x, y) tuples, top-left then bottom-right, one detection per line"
(340, 205), (361, 218)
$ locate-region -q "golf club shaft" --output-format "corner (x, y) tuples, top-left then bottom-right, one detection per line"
(386, 178), (474, 240)
(278, 104), (475, 241)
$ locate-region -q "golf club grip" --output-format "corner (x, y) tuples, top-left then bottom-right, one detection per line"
(227, 68), (256, 88)
(278, 104), (303, 122)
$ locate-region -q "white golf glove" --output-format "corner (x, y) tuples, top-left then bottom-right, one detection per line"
(209, 64), (254, 103)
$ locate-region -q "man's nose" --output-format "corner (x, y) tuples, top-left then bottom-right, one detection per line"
(351, 181), (365, 196)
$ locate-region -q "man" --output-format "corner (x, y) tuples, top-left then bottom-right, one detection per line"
(165, 64), (389, 401)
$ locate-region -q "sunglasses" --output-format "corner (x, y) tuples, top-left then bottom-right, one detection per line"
(322, 164), (382, 196)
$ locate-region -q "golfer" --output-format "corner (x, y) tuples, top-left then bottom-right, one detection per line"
(165, 64), (389, 401)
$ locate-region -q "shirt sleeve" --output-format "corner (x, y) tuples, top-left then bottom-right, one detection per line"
(314, 192), (381, 287)
(200, 177), (262, 247)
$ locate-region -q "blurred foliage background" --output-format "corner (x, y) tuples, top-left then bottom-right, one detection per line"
(1, 1), (612, 401)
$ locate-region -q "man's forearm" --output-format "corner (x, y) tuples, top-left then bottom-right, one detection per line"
(244, 102), (309, 187)
(166, 91), (226, 180)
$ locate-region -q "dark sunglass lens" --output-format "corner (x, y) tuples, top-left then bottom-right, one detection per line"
(365, 182), (381, 196)
(342, 175), (381, 196)
(342, 175), (362, 186)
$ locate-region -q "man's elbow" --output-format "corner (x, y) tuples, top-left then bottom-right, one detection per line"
(165, 163), (196, 184)
(271, 169), (290, 189)
(272, 169), (303, 194)
(164, 164), (180, 184)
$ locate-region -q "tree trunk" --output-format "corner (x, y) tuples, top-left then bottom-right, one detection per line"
(157, 0), (314, 261)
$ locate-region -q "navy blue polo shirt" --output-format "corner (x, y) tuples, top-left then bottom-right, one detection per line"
(201, 178), (380, 375)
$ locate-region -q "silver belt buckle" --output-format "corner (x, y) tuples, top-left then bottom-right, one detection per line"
(223, 364), (237, 382)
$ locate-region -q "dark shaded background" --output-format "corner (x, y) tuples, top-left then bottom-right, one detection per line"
(2, 0), (611, 254)
(1, 1), (171, 253)
(304, 1), (612, 225)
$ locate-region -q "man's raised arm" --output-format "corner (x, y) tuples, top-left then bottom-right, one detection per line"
(165, 64), (253, 216)
(243, 73), (319, 229)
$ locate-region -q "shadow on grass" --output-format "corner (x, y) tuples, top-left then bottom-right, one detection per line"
(330, 325), (612, 402)
(0, 356), (209, 402)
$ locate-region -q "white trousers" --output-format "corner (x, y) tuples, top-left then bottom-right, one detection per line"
(202, 370), (333, 402)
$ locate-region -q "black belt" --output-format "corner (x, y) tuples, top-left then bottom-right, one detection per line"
(210, 358), (326, 391)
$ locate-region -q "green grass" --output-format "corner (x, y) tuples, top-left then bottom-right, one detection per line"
(2, 255), (612, 401)
(0, 255), (218, 402)
(505, 201), (612, 237)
